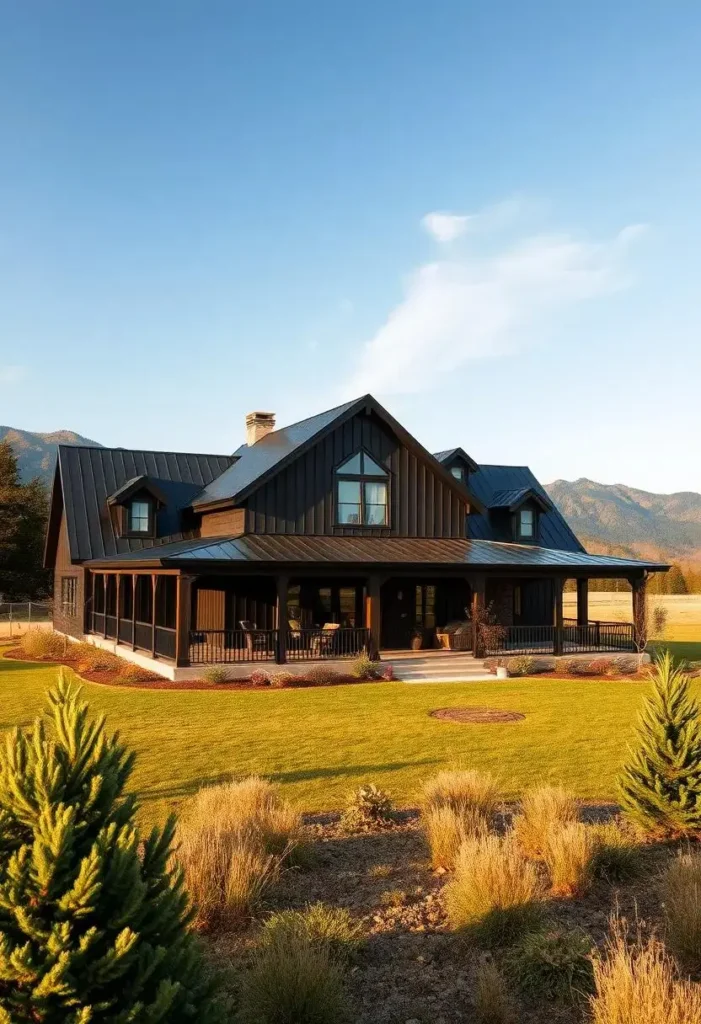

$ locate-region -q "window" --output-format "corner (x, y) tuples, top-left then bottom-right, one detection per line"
(128, 499), (151, 534)
(335, 452), (389, 526)
(450, 465), (465, 481)
(60, 577), (77, 617)
(518, 508), (535, 539)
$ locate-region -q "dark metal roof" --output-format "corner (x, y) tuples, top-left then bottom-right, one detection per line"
(107, 475), (169, 507)
(490, 487), (552, 512)
(87, 533), (669, 574)
(467, 465), (584, 553)
(432, 447), (479, 473)
(56, 446), (234, 561)
(192, 398), (361, 507)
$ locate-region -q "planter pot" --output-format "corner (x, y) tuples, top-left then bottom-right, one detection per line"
(496, 666), (509, 679)
(411, 638), (423, 651)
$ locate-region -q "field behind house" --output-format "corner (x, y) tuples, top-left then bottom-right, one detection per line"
(565, 591), (701, 642)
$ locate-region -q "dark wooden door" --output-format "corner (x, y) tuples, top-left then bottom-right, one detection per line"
(381, 581), (415, 649)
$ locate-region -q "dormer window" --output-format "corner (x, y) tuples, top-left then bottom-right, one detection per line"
(518, 508), (535, 540)
(336, 452), (389, 526)
(450, 466), (465, 482)
(129, 499), (152, 534)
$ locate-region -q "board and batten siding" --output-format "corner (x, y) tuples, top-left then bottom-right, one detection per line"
(52, 512), (86, 640)
(242, 411), (468, 538)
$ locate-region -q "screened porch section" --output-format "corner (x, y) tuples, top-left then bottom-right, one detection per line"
(89, 572), (177, 660)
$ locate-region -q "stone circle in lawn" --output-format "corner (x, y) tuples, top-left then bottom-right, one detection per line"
(430, 706), (525, 724)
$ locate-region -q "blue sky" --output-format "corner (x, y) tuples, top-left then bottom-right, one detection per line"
(1, 2), (700, 493)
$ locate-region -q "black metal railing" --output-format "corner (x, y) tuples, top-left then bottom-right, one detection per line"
(287, 627), (369, 661)
(480, 620), (635, 657)
(154, 626), (176, 660)
(189, 629), (278, 664)
(89, 613), (177, 659)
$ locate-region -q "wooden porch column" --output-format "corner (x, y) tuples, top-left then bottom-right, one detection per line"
(552, 576), (564, 656)
(275, 575), (289, 664)
(631, 574), (648, 648)
(576, 578), (589, 627)
(470, 574), (486, 657)
(131, 574), (137, 650)
(151, 574), (158, 657)
(102, 573), (108, 638)
(366, 575), (381, 659)
(175, 574), (195, 667)
(115, 574), (122, 645)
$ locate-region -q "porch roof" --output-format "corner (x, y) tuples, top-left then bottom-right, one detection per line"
(85, 533), (670, 575)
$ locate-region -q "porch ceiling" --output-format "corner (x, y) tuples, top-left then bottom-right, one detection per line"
(85, 533), (670, 575)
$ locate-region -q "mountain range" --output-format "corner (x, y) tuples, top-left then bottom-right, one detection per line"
(2, 426), (699, 566)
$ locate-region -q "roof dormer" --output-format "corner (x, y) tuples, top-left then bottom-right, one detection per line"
(107, 475), (168, 540)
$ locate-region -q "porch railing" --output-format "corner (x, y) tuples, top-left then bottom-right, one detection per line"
(189, 629), (278, 664)
(479, 620), (635, 657)
(287, 627), (369, 661)
(88, 611), (176, 660)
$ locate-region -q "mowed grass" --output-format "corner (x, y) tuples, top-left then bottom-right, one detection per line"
(1, 650), (685, 831)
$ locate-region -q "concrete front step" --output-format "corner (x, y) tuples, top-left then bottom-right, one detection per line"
(382, 652), (493, 683)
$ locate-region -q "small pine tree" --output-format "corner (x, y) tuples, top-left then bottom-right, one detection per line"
(619, 653), (701, 838)
(0, 672), (224, 1022)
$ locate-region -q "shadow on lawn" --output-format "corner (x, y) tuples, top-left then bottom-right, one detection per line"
(138, 759), (440, 807)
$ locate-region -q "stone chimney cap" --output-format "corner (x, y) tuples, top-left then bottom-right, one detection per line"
(245, 411), (276, 446)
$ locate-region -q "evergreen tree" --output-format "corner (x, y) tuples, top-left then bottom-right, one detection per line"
(0, 673), (224, 1023)
(0, 439), (50, 600)
(619, 653), (701, 838)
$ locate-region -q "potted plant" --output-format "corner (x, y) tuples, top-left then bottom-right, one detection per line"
(411, 628), (424, 651)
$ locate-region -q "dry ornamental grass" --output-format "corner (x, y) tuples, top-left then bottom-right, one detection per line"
(661, 848), (701, 970)
(423, 804), (487, 870)
(422, 769), (499, 820)
(512, 784), (578, 859)
(543, 821), (596, 896)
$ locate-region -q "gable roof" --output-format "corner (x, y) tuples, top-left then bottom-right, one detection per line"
(432, 447), (479, 473)
(46, 445), (234, 563)
(106, 475), (169, 507)
(467, 464), (584, 552)
(192, 394), (487, 514)
(489, 487), (552, 513)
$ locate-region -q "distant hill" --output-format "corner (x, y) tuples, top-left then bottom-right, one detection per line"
(545, 478), (701, 566)
(0, 427), (101, 484)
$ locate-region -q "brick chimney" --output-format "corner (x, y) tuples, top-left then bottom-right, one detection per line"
(245, 411), (276, 446)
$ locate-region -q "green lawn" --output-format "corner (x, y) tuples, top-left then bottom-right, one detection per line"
(1, 651), (671, 829)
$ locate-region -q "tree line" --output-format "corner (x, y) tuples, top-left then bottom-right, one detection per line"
(0, 439), (50, 601)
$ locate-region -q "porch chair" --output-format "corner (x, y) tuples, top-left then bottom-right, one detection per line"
(239, 619), (270, 658)
(310, 622), (340, 658)
(287, 618), (302, 652)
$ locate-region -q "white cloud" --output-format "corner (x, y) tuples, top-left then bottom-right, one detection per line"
(422, 212), (471, 242)
(346, 203), (646, 396)
(0, 366), (26, 384)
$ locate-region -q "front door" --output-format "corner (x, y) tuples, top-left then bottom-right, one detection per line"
(381, 581), (415, 649)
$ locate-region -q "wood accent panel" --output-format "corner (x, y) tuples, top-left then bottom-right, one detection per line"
(200, 507), (246, 538)
(195, 588), (226, 630)
(52, 513), (85, 639)
(243, 410), (467, 539)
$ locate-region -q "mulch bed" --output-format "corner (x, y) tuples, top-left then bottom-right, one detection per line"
(430, 706), (526, 723)
(209, 806), (675, 1024)
(2, 647), (370, 691)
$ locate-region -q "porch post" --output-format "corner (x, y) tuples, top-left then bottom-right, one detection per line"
(175, 574), (194, 667)
(631, 573), (648, 648)
(102, 573), (108, 638)
(576, 578), (589, 627)
(115, 574), (122, 645)
(552, 576), (564, 656)
(275, 575), (289, 664)
(151, 574), (158, 657)
(366, 575), (381, 659)
(470, 574), (486, 657)
(131, 574), (137, 650)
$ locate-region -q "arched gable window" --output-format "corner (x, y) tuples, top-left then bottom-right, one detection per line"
(335, 452), (389, 526)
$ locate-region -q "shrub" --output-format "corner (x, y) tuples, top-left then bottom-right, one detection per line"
(473, 963), (516, 1023)
(261, 903), (363, 964)
(422, 768), (499, 822)
(507, 927), (594, 1002)
(0, 672), (222, 1021)
(542, 822), (596, 896)
(305, 664), (342, 686)
(202, 665), (231, 684)
(341, 783), (393, 829)
(177, 827), (276, 930)
(512, 784), (578, 858)
(379, 888), (406, 908)
(381, 663), (395, 681)
(590, 921), (701, 1024)
(184, 776), (304, 864)
(444, 834), (542, 945)
(619, 652), (701, 837)
(270, 671), (299, 688)
(423, 804), (487, 870)
(116, 660), (162, 682)
(72, 643), (122, 673)
(18, 627), (66, 659)
(661, 848), (701, 970)
(589, 658), (619, 677)
(590, 820), (641, 882)
(350, 654), (381, 680)
(507, 655), (537, 677)
(239, 923), (348, 1024)
(250, 669), (271, 686)
(559, 657), (581, 675)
